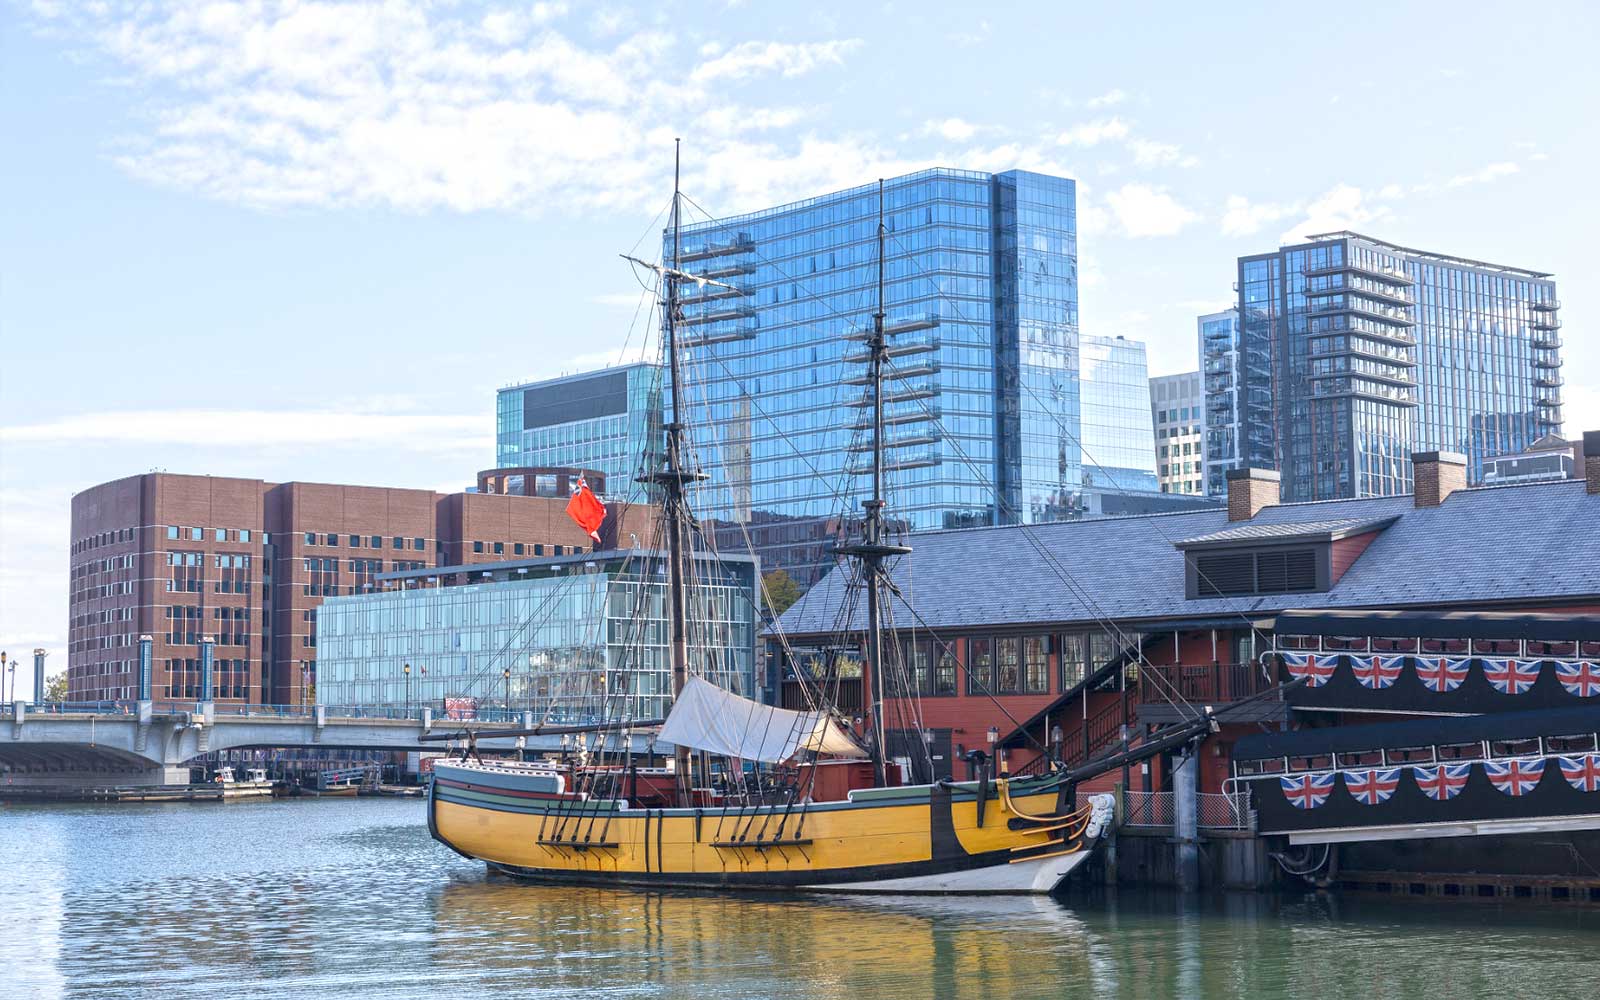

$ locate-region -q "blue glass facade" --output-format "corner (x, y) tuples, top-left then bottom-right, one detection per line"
(314, 552), (756, 723)
(664, 168), (1122, 581)
(1236, 233), (1561, 501)
(1199, 308), (1242, 496)
(1079, 335), (1158, 493)
(496, 363), (664, 498)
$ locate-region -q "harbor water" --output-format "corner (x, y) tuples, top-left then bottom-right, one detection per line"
(3, 798), (1597, 999)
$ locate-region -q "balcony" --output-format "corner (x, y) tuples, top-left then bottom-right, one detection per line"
(1137, 662), (1280, 718)
(694, 262), (757, 280)
(1535, 374), (1564, 389)
(843, 359), (941, 383)
(1532, 351), (1563, 370)
(850, 449), (940, 472)
(1307, 301), (1415, 328)
(678, 237), (754, 263)
(678, 304), (757, 327)
(679, 327), (757, 349)
(677, 285), (752, 308)
(842, 336), (940, 365)
(847, 431), (941, 453)
(1302, 262), (1415, 286)
(1530, 298), (1561, 312)
(1531, 316), (1562, 331)
(850, 407), (939, 431)
(846, 385), (938, 407)
(1532, 334), (1563, 351)
(1536, 393), (1563, 409)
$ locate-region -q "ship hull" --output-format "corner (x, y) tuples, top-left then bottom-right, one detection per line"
(428, 761), (1113, 895)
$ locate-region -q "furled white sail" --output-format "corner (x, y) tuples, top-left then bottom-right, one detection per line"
(658, 676), (867, 764)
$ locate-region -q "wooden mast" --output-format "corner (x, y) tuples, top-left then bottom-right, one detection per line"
(662, 139), (695, 805)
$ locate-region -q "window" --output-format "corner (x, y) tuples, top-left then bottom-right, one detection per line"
(1023, 637), (1049, 693)
(996, 638), (1020, 694)
(534, 544), (545, 556)
(327, 534), (339, 546)
(1059, 634), (1086, 690)
(190, 528), (203, 541)
(1193, 548), (1318, 597)
(239, 530), (250, 543)
(413, 537), (424, 550)
(934, 646), (957, 695)
(473, 541), (485, 553)
(514, 543), (525, 555)
(905, 640), (930, 695)
(393, 536), (403, 550)
(305, 532), (316, 545)
(167, 526), (179, 540)
(493, 542), (505, 554)
(215, 529), (226, 542)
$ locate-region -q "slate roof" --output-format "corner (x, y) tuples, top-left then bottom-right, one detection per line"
(1175, 515), (1398, 547)
(775, 479), (1600, 637)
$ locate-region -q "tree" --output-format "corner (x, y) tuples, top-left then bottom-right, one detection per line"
(761, 569), (803, 619)
(44, 671), (68, 703)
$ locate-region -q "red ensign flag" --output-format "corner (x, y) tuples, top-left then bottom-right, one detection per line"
(565, 477), (606, 543)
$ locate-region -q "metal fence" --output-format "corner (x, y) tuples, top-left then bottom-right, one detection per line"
(1121, 789), (1252, 830)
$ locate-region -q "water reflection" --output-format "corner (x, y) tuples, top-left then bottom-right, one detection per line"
(3, 800), (1599, 1000)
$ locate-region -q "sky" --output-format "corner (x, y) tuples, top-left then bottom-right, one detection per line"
(2, 1), (1597, 700)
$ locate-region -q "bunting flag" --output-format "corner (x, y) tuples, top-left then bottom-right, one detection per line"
(1279, 773), (1337, 809)
(1343, 768), (1401, 805)
(1558, 754), (1600, 792)
(1415, 657), (1469, 694)
(1351, 655), (1406, 690)
(1279, 651), (1337, 688)
(1555, 661), (1600, 698)
(1483, 657), (1539, 695)
(1483, 758), (1546, 796)
(1410, 763), (1472, 801)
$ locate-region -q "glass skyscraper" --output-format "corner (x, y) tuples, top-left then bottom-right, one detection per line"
(496, 363), (663, 499)
(1198, 307), (1243, 496)
(1079, 335), (1159, 494)
(1235, 232), (1562, 502)
(663, 168), (1131, 582)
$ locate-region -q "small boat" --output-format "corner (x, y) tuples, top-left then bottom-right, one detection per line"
(215, 766), (274, 799)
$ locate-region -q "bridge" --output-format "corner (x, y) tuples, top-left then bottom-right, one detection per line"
(0, 700), (581, 789)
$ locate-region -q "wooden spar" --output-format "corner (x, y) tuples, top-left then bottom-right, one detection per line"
(415, 718), (665, 743)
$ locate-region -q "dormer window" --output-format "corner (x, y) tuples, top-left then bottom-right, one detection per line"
(1192, 547), (1318, 597)
(1174, 515), (1397, 600)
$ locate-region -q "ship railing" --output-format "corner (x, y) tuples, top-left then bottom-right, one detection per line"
(1122, 790), (1253, 830)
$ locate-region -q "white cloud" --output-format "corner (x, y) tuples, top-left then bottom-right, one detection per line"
(25, 3), (869, 215)
(690, 39), (861, 82)
(1104, 183), (1199, 237)
(1129, 138), (1197, 168)
(1085, 88), (1127, 108)
(1279, 184), (1392, 244)
(922, 117), (980, 141)
(1446, 161), (1519, 188)
(1220, 194), (1295, 237)
(1056, 118), (1129, 147)
(1, 410), (489, 453)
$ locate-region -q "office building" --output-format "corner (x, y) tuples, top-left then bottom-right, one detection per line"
(1236, 231), (1562, 502)
(1151, 370), (1205, 495)
(315, 550), (758, 722)
(496, 364), (664, 501)
(1198, 308), (1243, 496)
(1080, 335), (1160, 493)
(664, 168), (1173, 582)
(67, 472), (651, 707)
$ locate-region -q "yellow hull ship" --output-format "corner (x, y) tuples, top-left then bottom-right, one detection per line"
(428, 759), (1114, 893)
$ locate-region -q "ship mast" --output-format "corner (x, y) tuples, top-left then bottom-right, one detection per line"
(661, 139), (695, 805)
(838, 180), (912, 787)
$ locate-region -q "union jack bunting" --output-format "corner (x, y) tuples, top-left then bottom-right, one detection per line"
(1483, 657), (1540, 695)
(1342, 768), (1401, 805)
(1555, 660), (1600, 698)
(1415, 657), (1468, 694)
(1410, 763), (1473, 800)
(1279, 651), (1337, 688)
(1279, 772), (1337, 809)
(1351, 655), (1406, 690)
(1483, 758), (1546, 796)
(1558, 754), (1600, 792)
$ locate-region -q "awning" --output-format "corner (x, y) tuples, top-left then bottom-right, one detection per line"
(658, 676), (868, 764)
(1233, 705), (1600, 761)
(1271, 609), (1600, 642)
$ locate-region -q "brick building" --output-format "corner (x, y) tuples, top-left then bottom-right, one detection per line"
(67, 471), (651, 707)
(774, 432), (1600, 791)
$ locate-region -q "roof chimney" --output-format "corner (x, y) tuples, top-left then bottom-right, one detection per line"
(1412, 451), (1467, 507)
(1584, 431), (1600, 495)
(1225, 468), (1280, 521)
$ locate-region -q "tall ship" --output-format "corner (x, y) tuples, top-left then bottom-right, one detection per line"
(423, 146), (1220, 893)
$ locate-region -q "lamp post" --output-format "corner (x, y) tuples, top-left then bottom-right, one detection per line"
(1, 651), (8, 702)
(403, 662), (411, 716)
(502, 668), (511, 717)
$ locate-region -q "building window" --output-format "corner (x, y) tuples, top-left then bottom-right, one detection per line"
(934, 646), (957, 695)
(493, 542), (505, 555)
(305, 532), (316, 545)
(1023, 636), (1049, 693)
(1193, 548), (1318, 597)
(996, 637), (1020, 694)
(413, 537), (424, 550)
(190, 528), (203, 541)
(327, 534), (340, 546)
(473, 541), (485, 553)
(1059, 634), (1086, 690)
(514, 543), (525, 555)
(393, 536), (403, 549)
(167, 526), (179, 540)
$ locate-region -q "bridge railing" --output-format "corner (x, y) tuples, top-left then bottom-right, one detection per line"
(11, 700), (530, 724)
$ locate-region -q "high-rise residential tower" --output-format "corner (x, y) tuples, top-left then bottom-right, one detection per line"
(663, 168), (1177, 582)
(496, 363), (663, 501)
(1150, 370), (1205, 496)
(1079, 334), (1160, 496)
(1235, 232), (1562, 502)
(1198, 307), (1243, 496)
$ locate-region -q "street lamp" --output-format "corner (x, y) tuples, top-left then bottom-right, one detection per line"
(0, 651), (8, 702)
(403, 662), (411, 715)
(502, 667), (511, 716)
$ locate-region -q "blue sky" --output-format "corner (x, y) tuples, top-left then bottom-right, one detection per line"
(3, 1), (1597, 699)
